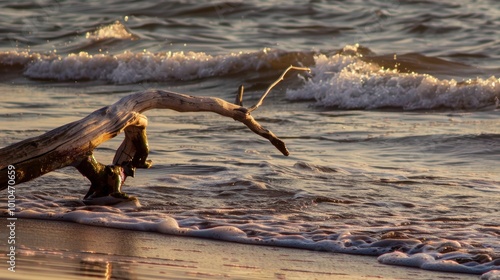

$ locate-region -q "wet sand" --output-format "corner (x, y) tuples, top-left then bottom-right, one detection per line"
(0, 219), (478, 280)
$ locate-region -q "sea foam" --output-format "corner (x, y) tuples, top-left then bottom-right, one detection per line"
(9, 205), (500, 278)
(378, 251), (500, 275)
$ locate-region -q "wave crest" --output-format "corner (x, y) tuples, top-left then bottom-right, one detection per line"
(286, 45), (500, 110)
(0, 48), (311, 84)
(85, 20), (138, 41)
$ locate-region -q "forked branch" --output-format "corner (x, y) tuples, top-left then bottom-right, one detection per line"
(0, 66), (310, 198)
(247, 65), (311, 112)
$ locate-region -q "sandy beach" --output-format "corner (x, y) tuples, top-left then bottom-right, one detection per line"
(0, 218), (479, 280)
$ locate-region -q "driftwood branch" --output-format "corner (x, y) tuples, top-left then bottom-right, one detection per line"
(247, 66), (310, 112)
(0, 66), (310, 198)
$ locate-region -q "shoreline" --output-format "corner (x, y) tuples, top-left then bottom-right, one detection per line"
(1, 218), (479, 279)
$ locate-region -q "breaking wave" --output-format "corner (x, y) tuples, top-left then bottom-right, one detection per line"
(0, 48), (309, 84)
(1, 44), (498, 110)
(286, 45), (500, 110)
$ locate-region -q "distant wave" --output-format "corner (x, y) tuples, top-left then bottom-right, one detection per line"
(286, 45), (500, 110)
(0, 48), (310, 84)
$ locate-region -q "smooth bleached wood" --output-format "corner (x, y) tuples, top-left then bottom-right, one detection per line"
(0, 66), (310, 194)
(0, 89), (289, 189)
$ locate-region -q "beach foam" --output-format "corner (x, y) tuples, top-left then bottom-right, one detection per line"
(378, 251), (499, 275)
(481, 270), (500, 280)
(8, 203), (499, 278)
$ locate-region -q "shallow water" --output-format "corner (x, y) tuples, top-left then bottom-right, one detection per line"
(0, 0), (499, 278)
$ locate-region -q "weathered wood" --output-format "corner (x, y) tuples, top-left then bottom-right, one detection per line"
(0, 90), (288, 190)
(0, 66), (310, 194)
(75, 153), (135, 199)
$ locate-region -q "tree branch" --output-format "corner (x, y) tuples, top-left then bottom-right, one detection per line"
(0, 66), (309, 194)
(247, 65), (311, 112)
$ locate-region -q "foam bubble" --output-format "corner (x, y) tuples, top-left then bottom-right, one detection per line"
(188, 226), (247, 241)
(482, 270), (500, 280)
(157, 216), (186, 235)
(378, 251), (500, 275)
(378, 252), (436, 267)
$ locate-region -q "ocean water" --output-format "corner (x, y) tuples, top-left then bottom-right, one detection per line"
(0, 0), (499, 278)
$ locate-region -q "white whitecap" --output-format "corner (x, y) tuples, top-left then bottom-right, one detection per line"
(85, 21), (138, 41)
(7, 48), (282, 83)
(286, 45), (500, 110)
